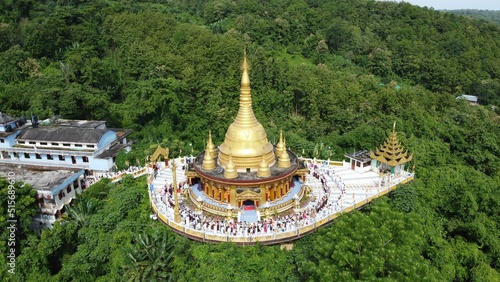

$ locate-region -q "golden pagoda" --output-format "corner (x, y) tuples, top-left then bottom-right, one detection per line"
(185, 52), (309, 212)
(370, 122), (412, 174)
(278, 138), (291, 168)
(257, 151), (271, 177)
(218, 51), (275, 170)
(207, 130), (216, 159)
(202, 141), (216, 170)
(224, 150), (238, 179)
(275, 130), (284, 157)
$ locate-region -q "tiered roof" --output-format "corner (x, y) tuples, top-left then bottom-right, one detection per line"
(370, 123), (412, 167)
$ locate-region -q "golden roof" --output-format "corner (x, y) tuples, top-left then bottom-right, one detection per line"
(370, 123), (413, 167)
(218, 51), (275, 170)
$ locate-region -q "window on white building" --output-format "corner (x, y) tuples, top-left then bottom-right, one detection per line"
(24, 153), (30, 158)
(47, 154), (53, 160)
(59, 155), (65, 161)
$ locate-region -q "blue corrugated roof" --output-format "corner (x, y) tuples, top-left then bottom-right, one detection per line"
(51, 169), (85, 195)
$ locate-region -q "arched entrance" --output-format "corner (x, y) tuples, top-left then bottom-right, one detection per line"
(243, 199), (255, 206)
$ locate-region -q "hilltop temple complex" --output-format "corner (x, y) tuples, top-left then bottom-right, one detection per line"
(147, 53), (414, 244)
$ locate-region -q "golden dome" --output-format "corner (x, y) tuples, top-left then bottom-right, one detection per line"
(218, 51), (275, 170)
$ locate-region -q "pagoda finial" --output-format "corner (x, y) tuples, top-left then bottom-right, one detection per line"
(393, 121), (396, 132)
(202, 139), (216, 170)
(278, 138), (291, 168)
(241, 48), (250, 88)
(207, 130), (216, 159)
(257, 149), (271, 177)
(276, 129), (284, 157)
(224, 148), (238, 179)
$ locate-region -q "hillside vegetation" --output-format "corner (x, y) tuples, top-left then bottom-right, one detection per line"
(1, 0), (500, 281)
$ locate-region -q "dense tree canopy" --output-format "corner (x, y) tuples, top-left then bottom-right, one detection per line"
(1, 0), (500, 281)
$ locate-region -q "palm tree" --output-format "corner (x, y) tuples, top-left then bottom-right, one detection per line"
(65, 196), (98, 227)
(123, 230), (176, 282)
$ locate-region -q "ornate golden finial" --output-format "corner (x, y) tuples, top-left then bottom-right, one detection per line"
(276, 129), (284, 157)
(202, 140), (216, 170)
(278, 138), (291, 168)
(257, 149), (271, 177)
(172, 162), (180, 223)
(224, 148), (238, 179)
(207, 130), (216, 159)
(241, 49), (250, 88)
(393, 121), (396, 132)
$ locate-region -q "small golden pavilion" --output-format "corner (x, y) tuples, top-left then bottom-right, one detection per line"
(370, 123), (412, 175)
(185, 53), (308, 210)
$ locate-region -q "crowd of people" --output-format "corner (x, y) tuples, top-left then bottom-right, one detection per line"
(151, 177), (345, 238)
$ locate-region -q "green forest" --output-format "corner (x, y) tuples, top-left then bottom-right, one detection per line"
(1, 0), (500, 281)
(447, 10), (500, 25)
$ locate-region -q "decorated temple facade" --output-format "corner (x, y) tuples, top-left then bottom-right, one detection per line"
(185, 53), (308, 212)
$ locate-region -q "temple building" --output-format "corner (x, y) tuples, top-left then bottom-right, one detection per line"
(0, 115), (132, 175)
(185, 53), (308, 215)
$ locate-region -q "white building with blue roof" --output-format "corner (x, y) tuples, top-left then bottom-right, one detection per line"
(0, 113), (133, 229)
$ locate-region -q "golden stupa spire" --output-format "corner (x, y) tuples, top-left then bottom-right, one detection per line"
(278, 138), (291, 168)
(370, 122), (412, 167)
(257, 149), (271, 177)
(233, 48), (256, 127)
(224, 148), (238, 179)
(207, 130), (216, 159)
(218, 50), (275, 169)
(276, 129), (284, 157)
(202, 140), (216, 170)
